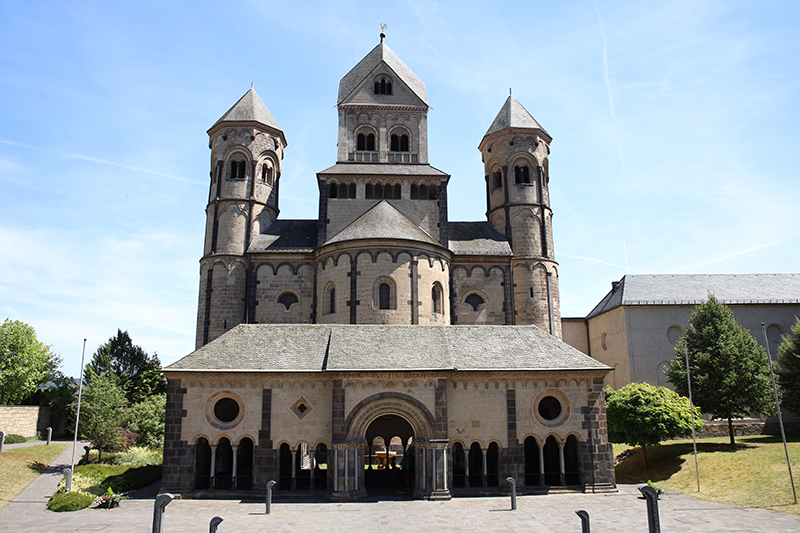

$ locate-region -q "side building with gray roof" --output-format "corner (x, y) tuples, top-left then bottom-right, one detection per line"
(561, 274), (800, 388)
(163, 33), (615, 502)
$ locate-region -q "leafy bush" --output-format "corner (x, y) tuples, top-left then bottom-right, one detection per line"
(4, 434), (27, 444)
(94, 487), (124, 508)
(47, 491), (94, 512)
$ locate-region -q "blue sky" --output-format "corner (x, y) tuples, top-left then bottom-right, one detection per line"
(1, 0), (798, 377)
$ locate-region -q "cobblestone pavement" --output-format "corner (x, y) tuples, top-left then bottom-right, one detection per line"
(2, 442), (800, 532)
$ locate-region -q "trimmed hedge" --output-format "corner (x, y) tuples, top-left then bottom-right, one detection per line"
(4, 434), (27, 444)
(47, 491), (94, 512)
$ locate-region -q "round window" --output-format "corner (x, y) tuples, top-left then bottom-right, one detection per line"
(538, 396), (562, 420)
(214, 398), (240, 423)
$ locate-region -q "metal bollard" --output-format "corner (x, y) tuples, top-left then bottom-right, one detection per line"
(209, 516), (223, 533)
(152, 493), (174, 533)
(64, 467), (73, 492)
(0, 431), (6, 452)
(575, 510), (590, 533)
(638, 484), (661, 533)
(46, 427), (52, 445)
(505, 476), (517, 511)
(266, 480), (277, 514)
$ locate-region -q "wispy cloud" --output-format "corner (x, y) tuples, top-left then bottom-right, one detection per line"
(594, 0), (625, 168)
(0, 139), (204, 185)
(559, 251), (643, 272)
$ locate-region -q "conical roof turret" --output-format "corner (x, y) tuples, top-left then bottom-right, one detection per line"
(483, 95), (549, 140)
(208, 87), (286, 145)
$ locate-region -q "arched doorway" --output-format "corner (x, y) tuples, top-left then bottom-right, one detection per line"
(523, 436), (541, 486)
(214, 438), (233, 489)
(364, 415), (414, 498)
(195, 437), (211, 490)
(236, 438), (254, 490)
(344, 393), (439, 500)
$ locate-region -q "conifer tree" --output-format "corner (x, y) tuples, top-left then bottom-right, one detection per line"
(666, 295), (772, 445)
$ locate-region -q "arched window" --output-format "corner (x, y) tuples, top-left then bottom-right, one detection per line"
(327, 285), (336, 314)
(366, 133), (375, 151)
(229, 161), (237, 179)
(365, 183), (374, 199)
(238, 161), (246, 179)
(419, 184), (428, 199)
(348, 183), (356, 198)
(410, 184), (418, 199)
(338, 183), (347, 198)
(374, 183), (384, 199)
(465, 293), (484, 311)
(391, 134), (399, 152)
(493, 170), (503, 189)
(428, 185), (437, 200)
(374, 76), (393, 95)
(432, 284), (443, 314)
(394, 184), (401, 199)
(400, 134), (409, 152)
(357, 133), (366, 151)
(261, 165), (268, 183)
(278, 292), (298, 310)
(330, 183), (338, 198)
(379, 283), (391, 309)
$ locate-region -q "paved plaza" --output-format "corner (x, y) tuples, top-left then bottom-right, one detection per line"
(2, 442), (800, 532)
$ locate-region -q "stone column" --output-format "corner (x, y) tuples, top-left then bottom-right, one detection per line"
(559, 442), (566, 485)
(538, 445), (545, 486)
(291, 449), (297, 489)
(429, 439), (451, 500)
(210, 445), (217, 489)
(232, 445), (239, 490)
(482, 449), (488, 487)
(465, 449), (470, 482)
(310, 451), (316, 490)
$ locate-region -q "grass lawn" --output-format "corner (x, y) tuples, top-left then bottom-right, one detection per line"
(615, 434), (800, 514)
(0, 443), (69, 510)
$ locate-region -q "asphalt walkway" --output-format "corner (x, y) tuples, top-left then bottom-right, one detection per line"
(1, 442), (800, 532)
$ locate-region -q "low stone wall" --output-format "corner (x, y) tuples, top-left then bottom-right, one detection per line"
(693, 417), (800, 439)
(0, 405), (51, 438)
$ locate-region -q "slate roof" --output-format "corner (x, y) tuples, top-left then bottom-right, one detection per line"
(209, 87), (283, 134)
(248, 220), (318, 254)
(324, 201), (440, 246)
(338, 38), (428, 106)
(587, 274), (800, 319)
(484, 95), (548, 138)
(448, 222), (512, 256)
(318, 163), (448, 177)
(165, 324), (610, 373)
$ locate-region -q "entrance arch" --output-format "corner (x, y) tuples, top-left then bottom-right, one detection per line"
(337, 393), (446, 500)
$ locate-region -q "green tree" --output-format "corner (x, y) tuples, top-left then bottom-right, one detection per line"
(79, 370), (127, 460)
(666, 295), (772, 445)
(87, 330), (166, 404)
(0, 319), (56, 405)
(777, 317), (800, 414)
(605, 382), (701, 468)
(124, 393), (166, 448)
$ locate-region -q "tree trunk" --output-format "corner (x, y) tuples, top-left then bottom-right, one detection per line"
(728, 417), (735, 446)
(641, 445), (648, 469)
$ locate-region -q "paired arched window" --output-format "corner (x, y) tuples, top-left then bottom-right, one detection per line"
(261, 163), (274, 185)
(356, 132), (376, 151)
(514, 165), (531, 184)
(374, 76), (393, 95)
(229, 160), (246, 179)
(465, 293), (485, 311)
(278, 292), (298, 310)
(330, 182), (357, 199)
(390, 134), (410, 152)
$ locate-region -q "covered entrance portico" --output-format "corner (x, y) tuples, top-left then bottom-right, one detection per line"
(330, 393), (450, 501)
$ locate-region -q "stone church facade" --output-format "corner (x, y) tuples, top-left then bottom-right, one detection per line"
(163, 34), (616, 500)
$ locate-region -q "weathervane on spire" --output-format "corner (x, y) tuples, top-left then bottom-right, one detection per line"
(380, 23), (387, 42)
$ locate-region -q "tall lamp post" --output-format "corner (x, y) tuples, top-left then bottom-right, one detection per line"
(66, 338), (87, 492)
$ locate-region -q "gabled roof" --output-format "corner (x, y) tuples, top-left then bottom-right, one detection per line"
(208, 87), (284, 135)
(165, 324), (610, 373)
(325, 200), (440, 246)
(338, 38), (428, 106)
(484, 95), (549, 139)
(587, 274), (800, 319)
(448, 222), (512, 256)
(247, 220), (318, 254)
